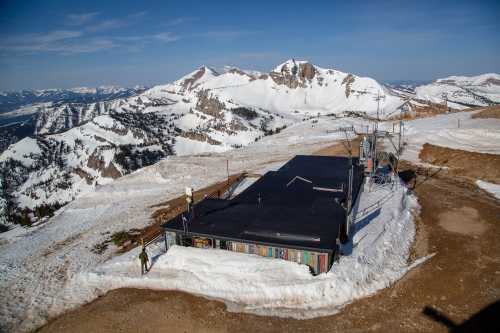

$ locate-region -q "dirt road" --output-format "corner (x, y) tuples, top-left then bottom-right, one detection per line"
(38, 146), (500, 333)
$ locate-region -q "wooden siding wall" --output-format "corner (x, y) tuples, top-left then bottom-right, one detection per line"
(167, 232), (329, 274)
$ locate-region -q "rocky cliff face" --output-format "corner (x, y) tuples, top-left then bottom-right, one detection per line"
(270, 60), (317, 89)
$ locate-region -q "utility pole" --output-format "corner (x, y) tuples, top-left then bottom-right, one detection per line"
(442, 92), (448, 112)
(336, 127), (354, 240)
(346, 161), (354, 238)
(398, 120), (402, 156)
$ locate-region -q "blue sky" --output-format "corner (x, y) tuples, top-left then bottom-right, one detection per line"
(0, 0), (499, 90)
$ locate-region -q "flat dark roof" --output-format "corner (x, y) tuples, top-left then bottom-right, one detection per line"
(162, 155), (363, 252)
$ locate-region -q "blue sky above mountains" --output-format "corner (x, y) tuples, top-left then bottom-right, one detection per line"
(0, 0), (499, 90)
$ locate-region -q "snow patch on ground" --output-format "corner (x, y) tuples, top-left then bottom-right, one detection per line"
(0, 117), (371, 332)
(476, 180), (500, 199)
(0, 137), (42, 167)
(70, 178), (421, 320)
(391, 111), (500, 163)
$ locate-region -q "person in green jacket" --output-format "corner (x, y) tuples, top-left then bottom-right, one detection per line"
(139, 247), (149, 275)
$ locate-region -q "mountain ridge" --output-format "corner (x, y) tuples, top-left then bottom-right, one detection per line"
(1, 60), (499, 226)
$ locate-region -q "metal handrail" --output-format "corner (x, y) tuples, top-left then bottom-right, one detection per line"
(353, 183), (395, 223)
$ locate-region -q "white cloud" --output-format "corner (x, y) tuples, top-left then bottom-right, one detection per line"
(85, 11), (147, 32)
(36, 30), (83, 43)
(57, 38), (118, 55)
(154, 32), (180, 42)
(163, 17), (198, 27)
(0, 10), (181, 56)
(0, 30), (83, 52)
(0, 29), (179, 56)
(239, 52), (277, 60)
(66, 12), (100, 26)
(195, 30), (257, 40)
(86, 19), (127, 32)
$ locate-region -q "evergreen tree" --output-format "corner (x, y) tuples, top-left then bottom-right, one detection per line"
(0, 176), (8, 225)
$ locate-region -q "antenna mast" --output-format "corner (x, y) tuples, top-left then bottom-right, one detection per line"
(376, 90), (380, 123)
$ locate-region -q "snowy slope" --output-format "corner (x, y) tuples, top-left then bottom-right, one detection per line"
(72, 177), (423, 321)
(476, 180), (500, 199)
(0, 113), (175, 213)
(0, 86), (146, 114)
(0, 86), (147, 152)
(1, 60), (409, 221)
(144, 59), (406, 118)
(415, 73), (500, 108)
(389, 109), (500, 163)
(0, 116), (373, 332)
(0, 178), (7, 226)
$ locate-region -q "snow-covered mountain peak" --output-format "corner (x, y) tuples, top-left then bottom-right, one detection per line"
(415, 72), (500, 108)
(29, 86), (131, 96)
(436, 73), (500, 87)
(272, 59), (312, 73)
(175, 65), (220, 91)
(0, 60), (430, 219)
(221, 65), (262, 79)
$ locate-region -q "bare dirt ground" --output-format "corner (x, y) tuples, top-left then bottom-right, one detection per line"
(388, 101), (465, 121)
(37, 143), (500, 333)
(471, 105), (500, 119)
(419, 143), (500, 184)
(313, 136), (361, 157)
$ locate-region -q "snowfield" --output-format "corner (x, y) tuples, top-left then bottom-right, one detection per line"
(415, 73), (500, 107)
(392, 110), (500, 163)
(5, 59), (407, 214)
(476, 180), (500, 200)
(70, 177), (424, 320)
(2, 59), (500, 333)
(1, 117), (373, 332)
(1, 108), (498, 332)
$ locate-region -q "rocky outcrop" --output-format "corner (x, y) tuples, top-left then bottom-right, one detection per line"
(180, 131), (221, 145)
(74, 168), (93, 185)
(484, 77), (500, 86)
(101, 162), (122, 179)
(87, 150), (123, 180)
(180, 67), (219, 92)
(270, 61), (317, 89)
(195, 90), (225, 118)
(298, 62), (316, 81)
(342, 74), (355, 98)
(180, 67), (207, 91)
(227, 68), (256, 80)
